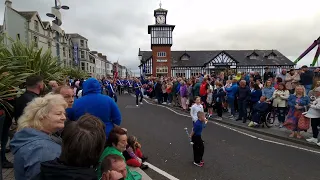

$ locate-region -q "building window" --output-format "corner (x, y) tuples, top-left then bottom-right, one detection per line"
(17, 34), (20, 40)
(33, 36), (38, 47)
(267, 55), (276, 59)
(80, 40), (84, 47)
(63, 47), (66, 57)
(156, 66), (168, 73)
(80, 51), (85, 58)
(181, 55), (189, 61)
(157, 52), (166, 57)
(93, 67), (95, 73)
(86, 41), (88, 48)
(34, 20), (39, 32)
(81, 62), (85, 71)
(86, 63), (89, 71)
(249, 55), (258, 60)
(176, 73), (186, 77)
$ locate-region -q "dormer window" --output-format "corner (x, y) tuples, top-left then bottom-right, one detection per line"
(180, 52), (190, 61)
(266, 51), (277, 60)
(248, 51), (259, 60)
(249, 55), (258, 60)
(181, 55), (189, 61)
(157, 52), (166, 57)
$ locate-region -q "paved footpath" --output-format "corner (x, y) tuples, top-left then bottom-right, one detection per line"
(119, 94), (320, 180)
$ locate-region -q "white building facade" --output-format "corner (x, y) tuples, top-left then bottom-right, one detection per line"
(2, 0), (75, 67)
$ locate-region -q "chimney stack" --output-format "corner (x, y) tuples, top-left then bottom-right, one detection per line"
(5, 0), (12, 8)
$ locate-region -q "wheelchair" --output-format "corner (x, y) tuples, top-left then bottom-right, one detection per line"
(248, 104), (273, 128)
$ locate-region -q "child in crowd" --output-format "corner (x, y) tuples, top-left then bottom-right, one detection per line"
(206, 89), (214, 117)
(190, 111), (207, 167)
(190, 96), (204, 124)
(123, 136), (149, 170)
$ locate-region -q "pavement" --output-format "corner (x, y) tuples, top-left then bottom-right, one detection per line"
(119, 94), (320, 180)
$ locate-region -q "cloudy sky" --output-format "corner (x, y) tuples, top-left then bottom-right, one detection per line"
(1, 0), (320, 74)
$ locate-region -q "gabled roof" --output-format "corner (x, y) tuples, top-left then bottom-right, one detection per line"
(139, 50), (294, 67)
(17, 11), (37, 20)
(246, 50), (259, 57)
(180, 51), (190, 60)
(264, 50), (277, 57)
(67, 33), (88, 40)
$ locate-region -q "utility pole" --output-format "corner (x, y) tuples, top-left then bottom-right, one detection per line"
(46, 0), (69, 63)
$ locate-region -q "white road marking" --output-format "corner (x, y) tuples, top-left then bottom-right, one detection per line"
(144, 162), (180, 180)
(140, 96), (320, 155)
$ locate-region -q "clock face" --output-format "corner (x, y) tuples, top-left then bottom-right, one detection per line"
(156, 15), (165, 24)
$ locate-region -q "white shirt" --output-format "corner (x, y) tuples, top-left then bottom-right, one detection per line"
(190, 104), (204, 122)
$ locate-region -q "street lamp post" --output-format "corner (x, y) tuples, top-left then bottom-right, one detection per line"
(46, 0), (69, 63)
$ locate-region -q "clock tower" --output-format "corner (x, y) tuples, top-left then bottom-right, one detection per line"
(148, 2), (175, 77)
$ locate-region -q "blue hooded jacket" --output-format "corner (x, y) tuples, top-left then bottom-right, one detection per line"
(10, 128), (61, 180)
(225, 83), (238, 99)
(72, 78), (122, 137)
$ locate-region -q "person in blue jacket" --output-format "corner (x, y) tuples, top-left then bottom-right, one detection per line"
(225, 79), (238, 119)
(134, 78), (143, 106)
(72, 78), (122, 137)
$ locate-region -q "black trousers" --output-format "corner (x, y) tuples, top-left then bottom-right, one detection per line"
(117, 86), (124, 95)
(215, 102), (223, 117)
(192, 135), (204, 163)
(311, 118), (320, 138)
(136, 93), (143, 105)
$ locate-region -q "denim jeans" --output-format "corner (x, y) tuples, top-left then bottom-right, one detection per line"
(304, 84), (312, 96)
(227, 97), (235, 115)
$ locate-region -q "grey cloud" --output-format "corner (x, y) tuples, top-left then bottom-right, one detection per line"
(2, 0), (319, 72)
(174, 13), (320, 59)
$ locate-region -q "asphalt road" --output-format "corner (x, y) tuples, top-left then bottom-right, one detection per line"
(118, 94), (320, 180)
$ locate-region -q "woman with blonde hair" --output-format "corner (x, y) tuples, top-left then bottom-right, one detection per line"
(10, 94), (68, 180)
(284, 85), (310, 138)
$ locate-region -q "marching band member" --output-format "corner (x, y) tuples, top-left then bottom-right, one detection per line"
(134, 78), (143, 107)
(127, 78), (133, 94)
(107, 80), (117, 102)
(116, 78), (124, 96)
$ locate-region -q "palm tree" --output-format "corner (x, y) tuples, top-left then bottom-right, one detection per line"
(0, 35), (89, 112)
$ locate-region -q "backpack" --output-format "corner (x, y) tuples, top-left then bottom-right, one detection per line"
(200, 83), (207, 96)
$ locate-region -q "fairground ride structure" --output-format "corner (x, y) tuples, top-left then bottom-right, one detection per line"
(294, 37), (320, 67)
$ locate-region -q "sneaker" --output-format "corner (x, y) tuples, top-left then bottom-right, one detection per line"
(306, 137), (318, 144)
(140, 164), (149, 170)
(2, 161), (13, 168)
(141, 156), (148, 162)
(193, 162), (203, 167)
(317, 142), (320, 147)
(215, 117), (222, 120)
(136, 105), (139, 107)
(162, 102), (167, 104)
(248, 121), (254, 127)
(229, 115), (234, 119)
(201, 160), (204, 164)
(140, 102), (143, 105)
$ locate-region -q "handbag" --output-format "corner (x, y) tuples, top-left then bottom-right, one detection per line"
(298, 114), (310, 131)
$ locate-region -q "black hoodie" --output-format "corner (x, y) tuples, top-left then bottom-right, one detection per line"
(32, 158), (97, 180)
